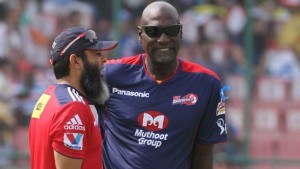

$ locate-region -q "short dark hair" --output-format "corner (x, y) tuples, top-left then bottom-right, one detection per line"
(53, 50), (86, 79)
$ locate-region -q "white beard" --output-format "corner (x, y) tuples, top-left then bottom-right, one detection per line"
(95, 79), (110, 105)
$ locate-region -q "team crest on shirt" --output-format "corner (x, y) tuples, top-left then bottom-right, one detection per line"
(172, 93), (198, 106)
(64, 133), (84, 150)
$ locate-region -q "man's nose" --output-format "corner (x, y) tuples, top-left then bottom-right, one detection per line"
(157, 33), (171, 43)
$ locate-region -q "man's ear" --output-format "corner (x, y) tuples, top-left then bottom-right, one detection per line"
(180, 25), (183, 40)
(69, 54), (81, 69)
(137, 26), (143, 44)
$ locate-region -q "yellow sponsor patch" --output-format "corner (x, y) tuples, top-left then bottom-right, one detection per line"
(31, 94), (50, 119)
(216, 101), (226, 116)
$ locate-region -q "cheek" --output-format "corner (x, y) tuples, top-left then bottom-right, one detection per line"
(174, 38), (181, 49)
(141, 34), (154, 45)
(143, 43), (153, 55)
(93, 58), (104, 68)
(142, 39), (155, 50)
(141, 41), (149, 51)
(98, 59), (105, 66)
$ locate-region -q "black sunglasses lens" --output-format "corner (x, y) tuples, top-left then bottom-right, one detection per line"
(143, 25), (181, 38)
(164, 25), (180, 37)
(144, 26), (162, 38)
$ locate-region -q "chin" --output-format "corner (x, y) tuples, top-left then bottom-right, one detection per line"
(153, 51), (177, 63)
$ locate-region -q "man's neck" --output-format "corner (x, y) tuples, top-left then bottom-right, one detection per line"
(145, 57), (178, 81)
(57, 78), (85, 97)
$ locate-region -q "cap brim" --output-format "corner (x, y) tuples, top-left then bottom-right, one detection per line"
(87, 41), (118, 51)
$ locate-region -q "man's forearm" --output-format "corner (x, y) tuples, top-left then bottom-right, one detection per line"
(191, 144), (214, 169)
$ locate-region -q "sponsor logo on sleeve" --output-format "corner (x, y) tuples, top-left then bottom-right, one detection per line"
(220, 85), (230, 101)
(64, 114), (86, 131)
(64, 133), (84, 150)
(32, 94), (51, 119)
(216, 101), (226, 116)
(216, 118), (227, 135)
(216, 85), (230, 116)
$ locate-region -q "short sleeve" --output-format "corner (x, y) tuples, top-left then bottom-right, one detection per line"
(196, 79), (227, 144)
(50, 102), (92, 158)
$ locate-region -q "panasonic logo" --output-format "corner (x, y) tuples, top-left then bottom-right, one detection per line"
(112, 87), (150, 98)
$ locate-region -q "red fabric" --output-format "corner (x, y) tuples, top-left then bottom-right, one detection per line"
(29, 85), (102, 169)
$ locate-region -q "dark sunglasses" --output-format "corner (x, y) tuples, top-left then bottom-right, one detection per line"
(139, 24), (182, 38)
(60, 29), (98, 56)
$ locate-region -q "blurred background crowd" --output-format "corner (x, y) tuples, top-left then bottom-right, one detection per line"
(0, 0), (300, 168)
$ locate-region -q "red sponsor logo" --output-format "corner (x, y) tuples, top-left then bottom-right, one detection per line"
(137, 111), (169, 131)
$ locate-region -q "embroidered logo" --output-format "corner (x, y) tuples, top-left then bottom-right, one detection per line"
(64, 114), (85, 131)
(172, 93), (198, 106)
(136, 111), (169, 148)
(64, 133), (84, 150)
(216, 118), (227, 135)
(112, 87), (150, 98)
(216, 101), (226, 116)
(137, 111), (169, 131)
(32, 94), (51, 119)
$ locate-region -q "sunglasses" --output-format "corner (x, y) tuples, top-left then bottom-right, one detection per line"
(139, 24), (182, 38)
(60, 30), (98, 56)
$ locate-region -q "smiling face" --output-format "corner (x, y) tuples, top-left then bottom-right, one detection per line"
(138, 2), (182, 65)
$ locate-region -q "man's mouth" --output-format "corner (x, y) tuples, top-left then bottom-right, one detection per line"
(159, 48), (169, 51)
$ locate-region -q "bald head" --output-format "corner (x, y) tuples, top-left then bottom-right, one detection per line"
(140, 1), (180, 26)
